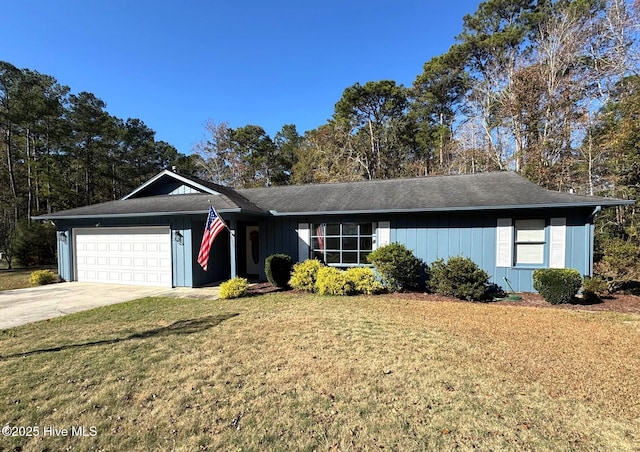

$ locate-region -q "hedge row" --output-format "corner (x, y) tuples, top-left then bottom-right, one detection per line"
(221, 246), (589, 304)
(290, 260), (382, 295)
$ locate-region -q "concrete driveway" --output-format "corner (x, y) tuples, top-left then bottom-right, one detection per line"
(0, 282), (220, 330)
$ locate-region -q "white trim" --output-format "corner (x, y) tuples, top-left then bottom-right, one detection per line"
(297, 223), (310, 262)
(549, 217), (566, 268)
(377, 221), (391, 247)
(496, 218), (513, 267)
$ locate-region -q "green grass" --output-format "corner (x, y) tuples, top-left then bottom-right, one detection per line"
(1, 293), (639, 450)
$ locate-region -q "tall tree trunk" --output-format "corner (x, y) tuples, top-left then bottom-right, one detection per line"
(5, 127), (19, 223)
(26, 127), (32, 222)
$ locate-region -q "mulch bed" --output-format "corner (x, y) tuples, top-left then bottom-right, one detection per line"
(248, 282), (640, 314)
(388, 291), (640, 314)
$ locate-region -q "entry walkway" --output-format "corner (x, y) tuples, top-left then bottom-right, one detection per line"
(0, 282), (220, 330)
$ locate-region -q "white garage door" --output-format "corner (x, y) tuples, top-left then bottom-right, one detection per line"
(74, 227), (172, 287)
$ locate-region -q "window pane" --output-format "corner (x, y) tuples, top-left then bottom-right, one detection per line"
(515, 220), (545, 242)
(312, 251), (324, 261)
(312, 224), (323, 235)
(342, 223), (358, 235)
(325, 238), (340, 250)
(359, 223), (373, 235)
(312, 238), (322, 249)
(325, 224), (340, 235)
(343, 237), (358, 250)
(343, 252), (358, 264)
(325, 252), (340, 264)
(360, 237), (373, 250)
(516, 244), (544, 264)
(360, 251), (371, 263)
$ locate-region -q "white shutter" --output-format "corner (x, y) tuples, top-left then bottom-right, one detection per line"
(549, 217), (566, 268)
(297, 223), (310, 262)
(496, 218), (513, 267)
(377, 221), (391, 247)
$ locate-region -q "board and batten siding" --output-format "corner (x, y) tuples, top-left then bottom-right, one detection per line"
(392, 211), (592, 293)
(263, 210), (592, 292)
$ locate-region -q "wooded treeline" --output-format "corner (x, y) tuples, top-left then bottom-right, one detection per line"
(0, 61), (196, 266)
(195, 0), (640, 283)
(2, 0), (639, 281)
(199, 0), (638, 193)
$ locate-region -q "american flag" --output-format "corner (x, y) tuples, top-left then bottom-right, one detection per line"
(197, 206), (227, 271)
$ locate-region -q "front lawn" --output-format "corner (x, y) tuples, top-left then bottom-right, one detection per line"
(0, 267), (57, 291)
(1, 293), (639, 450)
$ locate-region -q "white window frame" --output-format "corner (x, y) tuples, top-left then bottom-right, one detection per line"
(514, 219), (546, 265)
(496, 217), (566, 268)
(311, 222), (376, 266)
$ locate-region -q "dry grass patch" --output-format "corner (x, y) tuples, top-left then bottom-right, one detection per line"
(0, 267), (58, 291)
(0, 293), (639, 450)
(0, 268), (41, 291)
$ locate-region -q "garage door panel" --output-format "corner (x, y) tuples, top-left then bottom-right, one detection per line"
(74, 227), (172, 287)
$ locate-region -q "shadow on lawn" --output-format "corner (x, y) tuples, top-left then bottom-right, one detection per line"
(0, 313), (239, 360)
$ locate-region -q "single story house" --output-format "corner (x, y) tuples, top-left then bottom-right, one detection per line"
(35, 169), (633, 292)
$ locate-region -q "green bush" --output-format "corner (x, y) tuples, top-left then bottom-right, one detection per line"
(429, 256), (490, 301)
(582, 275), (607, 302)
(594, 238), (640, 292)
(532, 268), (582, 304)
(289, 259), (323, 292)
(366, 243), (428, 292)
(30, 269), (58, 286)
(219, 277), (249, 299)
(315, 266), (352, 295)
(265, 253), (293, 288)
(345, 267), (383, 295)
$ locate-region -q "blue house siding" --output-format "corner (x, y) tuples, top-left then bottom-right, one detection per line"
(391, 209), (593, 293)
(260, 217), (300, 268)
(171, 216), (192, 287)
(56, 228), (72, 281)
(256, 209), (595, 293)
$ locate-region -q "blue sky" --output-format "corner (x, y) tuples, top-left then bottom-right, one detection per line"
(2, 0), (482, 154)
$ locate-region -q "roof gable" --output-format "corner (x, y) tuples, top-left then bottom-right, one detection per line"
(123, 170), (223, 199)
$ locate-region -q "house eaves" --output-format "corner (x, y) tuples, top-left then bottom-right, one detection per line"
(266, 200), (634, 216)
(33, 193), (267, 222)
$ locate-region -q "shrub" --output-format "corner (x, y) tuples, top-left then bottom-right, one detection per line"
(265, 253), (293, 288)
(533, 268), (582, 304)
(315, 266), (352, 295)
(345, 267), (383, 295)
(289, 259), (323, 292)
(366, 243), (428, 292)
(219, 277), (249, 299)
(30, 269), (58, 286)
(594, 238), (640, 292)
(430, 256), (490, 301)
(581, 275), (608, 302)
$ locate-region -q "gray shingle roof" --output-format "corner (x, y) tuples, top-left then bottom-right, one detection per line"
(35, 171), (633, 220)
(36, 192), (264, 220)
(238, 171), (632, 215)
